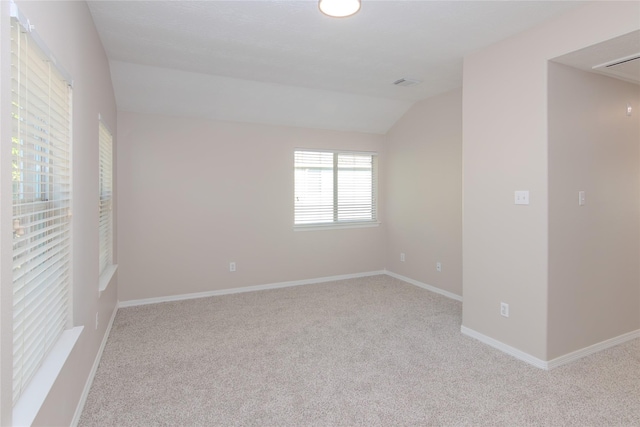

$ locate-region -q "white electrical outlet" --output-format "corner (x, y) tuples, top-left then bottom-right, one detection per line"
(436, 262), (442, 272)
(500, 302), (509, 318)
(400, 253), (405, 262)
(229, 262), (236, 272)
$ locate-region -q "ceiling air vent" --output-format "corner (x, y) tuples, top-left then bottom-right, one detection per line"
(393, 78), (422, 87)
(592, 53), (640, 84)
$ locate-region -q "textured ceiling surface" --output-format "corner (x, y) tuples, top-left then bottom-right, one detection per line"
(88, 1), (585, 133)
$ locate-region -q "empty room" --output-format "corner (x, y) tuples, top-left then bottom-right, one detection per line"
(1, 1), (639, 426)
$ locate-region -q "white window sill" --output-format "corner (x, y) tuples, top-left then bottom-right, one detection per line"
(99, 264), (118, 294)
(13, 326), (83, 427)
(294, 222), (380, 232)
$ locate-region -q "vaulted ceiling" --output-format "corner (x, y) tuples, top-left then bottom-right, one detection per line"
(88, 1), (585, 134)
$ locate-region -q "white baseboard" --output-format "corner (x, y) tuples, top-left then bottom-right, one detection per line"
(385, 270), (463, 302)
(461, 325), (548, 369)
(461, 325), (640, 370)
(71, 304), (119, 427)
(118, 270), (387, 308)
(546, 329), (640, 369)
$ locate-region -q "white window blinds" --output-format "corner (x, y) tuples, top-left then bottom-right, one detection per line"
(294, 150), (377, 226)
(98, 120), (113, 276)
(11, 14), (73, 405)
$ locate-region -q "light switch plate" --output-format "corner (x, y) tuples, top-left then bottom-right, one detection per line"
(515, 191), (529, 205)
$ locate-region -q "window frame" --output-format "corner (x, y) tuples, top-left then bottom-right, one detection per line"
(294, 149), (379, 231)
(98, 116), (115, 291)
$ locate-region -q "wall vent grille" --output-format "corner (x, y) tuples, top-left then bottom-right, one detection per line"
(593, 53), (640, 84)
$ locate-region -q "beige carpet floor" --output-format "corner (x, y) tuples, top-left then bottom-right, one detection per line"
(79, 275), (640, 426)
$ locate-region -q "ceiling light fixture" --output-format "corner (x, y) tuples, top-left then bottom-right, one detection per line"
(319, 0), (361, 18)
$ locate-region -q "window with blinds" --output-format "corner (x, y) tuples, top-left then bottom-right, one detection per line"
(11, 13), (73, 405)
(294, 150), (377, 227)
(98, 120), (113, 276)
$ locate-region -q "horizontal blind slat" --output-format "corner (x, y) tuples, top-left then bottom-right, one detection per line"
(98, 120), (113, 275)
(11, 14), (72, 406)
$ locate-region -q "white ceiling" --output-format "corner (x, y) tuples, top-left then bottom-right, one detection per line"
(88, 1), (585, 134)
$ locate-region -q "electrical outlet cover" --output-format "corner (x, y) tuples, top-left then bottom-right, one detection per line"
(500, 302), (509, 317)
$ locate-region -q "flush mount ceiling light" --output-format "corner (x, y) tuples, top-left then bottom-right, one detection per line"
(319, 0), (361, 18)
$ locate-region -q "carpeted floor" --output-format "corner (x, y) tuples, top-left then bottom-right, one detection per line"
(79, 275), (640, 426)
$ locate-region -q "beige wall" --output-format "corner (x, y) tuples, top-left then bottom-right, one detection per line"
(0, 1), (118, 425)
(1, 5), (636, 425)
(548, 62), (640, 359)
(384, 89), (462, 296)
(463, 1), (640, 360)
(117, 112), (386, 302)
